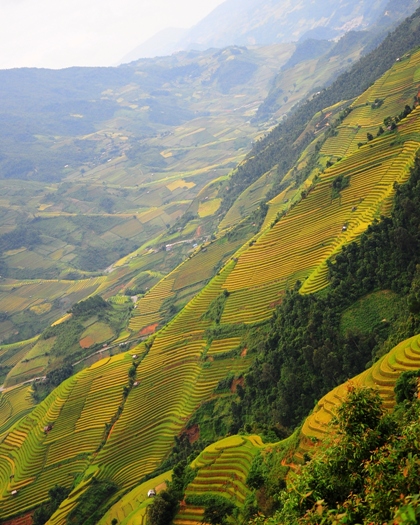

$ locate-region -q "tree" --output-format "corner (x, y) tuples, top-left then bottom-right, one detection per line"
(395, 369), (420, 403)
(99, 197), (115, 213)
(332, 384), (383, 437)
(32, 485), (71, 525)
(147, 491), (178, 525)
(202, 497), (236, 525)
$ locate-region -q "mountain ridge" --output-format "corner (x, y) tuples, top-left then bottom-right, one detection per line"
(120, 0), (420, 63)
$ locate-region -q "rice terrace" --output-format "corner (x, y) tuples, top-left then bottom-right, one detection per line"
(3, 1), (420, 524)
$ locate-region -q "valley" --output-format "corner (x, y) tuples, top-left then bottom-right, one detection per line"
(2, 2), (420, 525)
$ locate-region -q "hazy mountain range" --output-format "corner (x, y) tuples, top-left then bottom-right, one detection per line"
(120, 0), (420, 62)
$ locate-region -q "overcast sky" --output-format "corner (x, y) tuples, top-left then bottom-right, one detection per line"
(0, 0), (226, 70)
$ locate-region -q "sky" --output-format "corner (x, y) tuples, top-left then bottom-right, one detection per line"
(0, 0), (226, 70)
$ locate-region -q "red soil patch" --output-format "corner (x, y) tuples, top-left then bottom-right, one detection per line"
(231, 377), (245, 393)
(195, 225), (203, 237)
(269, 299), (283, 308)
(184, 424), (200, 444)
(80, 336), (95, 348)
(3, 512), (34, 525)
(240, 348), (247, 357)
(139, 323), (158, 336)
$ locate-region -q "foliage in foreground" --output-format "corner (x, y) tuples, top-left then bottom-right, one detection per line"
(251, 384), (420, 525)
(186, 494), (237, 525)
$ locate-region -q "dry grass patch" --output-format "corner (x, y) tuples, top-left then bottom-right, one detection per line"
(30, 302), (52, 315)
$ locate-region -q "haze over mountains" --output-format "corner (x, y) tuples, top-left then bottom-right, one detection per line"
(121, 0), (420, 62)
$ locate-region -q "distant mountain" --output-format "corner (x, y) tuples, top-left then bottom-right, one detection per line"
(119, 27), (188, 63)
(178, 0), (386, 49)
(121, 0), (420, 63)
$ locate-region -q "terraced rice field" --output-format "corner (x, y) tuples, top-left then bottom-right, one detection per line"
(91, 269), (251, 492)
(298, 333), (420, 460)
(321, 50), (420, 159)
(0, 277), (105, 330)
(3, 339), (55, 389)
(174, 435), (263, 525)
(198, 198), (221, 218)
(2, 47), (420, 524)
(12, 267), (252, 523)
(221, 281), (284, 324)
(128, 237), (244, 334)
(219, 169), (278, 230)
(207, 337), (242, 357)
(212, 52), (420, 323)
(0, 385), (35, 440)
(79, 321), (115, 348)
(223, 111), (420, 309)
(170, 238), (244, 292)
(128, 278), (175, 332)
(97, 470), (172, 525)
(0, 353), (130, 518)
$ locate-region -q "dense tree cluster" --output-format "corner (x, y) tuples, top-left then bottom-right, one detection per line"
(68, 295), (108, 317)
(66, 479), (117, 525)
(32, 485), (70, 525)
(147, 461), (195, 525)
(0, 225), (41, 254)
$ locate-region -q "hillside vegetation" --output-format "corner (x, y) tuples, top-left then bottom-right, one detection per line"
(0, 44), (294, 345)
(3, 7), (420, 525)
(1, 26), (420, 525)
(1, 3), (417, 349)
(100, 332), (420, 525)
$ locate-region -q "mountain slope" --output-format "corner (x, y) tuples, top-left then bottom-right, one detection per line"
(2, 6), (420, 353)
(1, 38), (420, 524)
(180, 0), (387, 49)
(119, 28), (189, 62)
